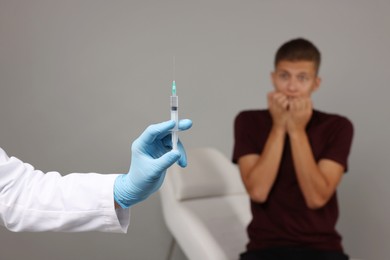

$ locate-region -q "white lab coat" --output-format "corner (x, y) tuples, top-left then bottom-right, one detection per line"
(0, 147), (129, 232)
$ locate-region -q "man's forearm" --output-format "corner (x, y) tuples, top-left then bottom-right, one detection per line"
(243, 126), (286, 202)
(289, 130), (333, 209)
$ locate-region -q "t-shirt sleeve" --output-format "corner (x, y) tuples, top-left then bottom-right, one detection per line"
(321, 117), (354, 172)
(232, 112), (260, 164)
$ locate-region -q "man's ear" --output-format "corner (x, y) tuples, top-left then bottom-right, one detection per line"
(313, 76), (321, 92)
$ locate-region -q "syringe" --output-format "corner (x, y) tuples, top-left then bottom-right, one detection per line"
(170, 80), (179, 150)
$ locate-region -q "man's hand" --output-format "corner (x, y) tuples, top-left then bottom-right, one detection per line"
(267, 92), (289, 131)
(114, 119), (192, 208)
(286, 97), (313, 134)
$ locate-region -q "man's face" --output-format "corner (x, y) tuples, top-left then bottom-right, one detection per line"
(271, 60), (321, 98)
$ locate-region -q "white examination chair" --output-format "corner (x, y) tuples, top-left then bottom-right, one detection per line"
(160, 147), (251, 260)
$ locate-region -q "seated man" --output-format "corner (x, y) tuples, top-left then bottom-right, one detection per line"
(232, 38), (353, 260)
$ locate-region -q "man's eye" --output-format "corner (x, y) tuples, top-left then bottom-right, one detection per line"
(279, 73), (289, 80)
(298, 75), (309, 82)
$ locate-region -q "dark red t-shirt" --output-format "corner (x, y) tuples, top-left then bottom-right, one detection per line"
(232, 109), (354, 252)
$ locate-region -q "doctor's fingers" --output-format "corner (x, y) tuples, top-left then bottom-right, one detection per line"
(141, 119), (193, 145)
(153, 150), (181, 173)
(175, 139), (188, 167)
(161, 135), (188, 167)
(177, 119), (193, 132)
(138, 120), (176, 145)
(161, 119), (192, 147)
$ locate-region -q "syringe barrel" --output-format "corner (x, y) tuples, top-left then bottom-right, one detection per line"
(170, 96), (179, 131)
(170, 96), (178, 109)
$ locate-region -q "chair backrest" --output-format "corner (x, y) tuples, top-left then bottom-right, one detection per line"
(167, 147), (246, 201)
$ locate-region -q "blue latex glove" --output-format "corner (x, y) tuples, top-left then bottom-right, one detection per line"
(114, 119), (192, 208)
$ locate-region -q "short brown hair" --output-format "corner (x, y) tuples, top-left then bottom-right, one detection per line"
(275, 38), (321, 74)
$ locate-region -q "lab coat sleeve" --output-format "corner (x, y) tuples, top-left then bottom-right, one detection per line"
(0, 148), (130, 232)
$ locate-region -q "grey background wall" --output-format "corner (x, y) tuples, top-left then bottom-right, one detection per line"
(1, 0), (389, 259)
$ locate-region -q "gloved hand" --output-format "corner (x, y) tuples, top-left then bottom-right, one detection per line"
(114, 119), (192, 208)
